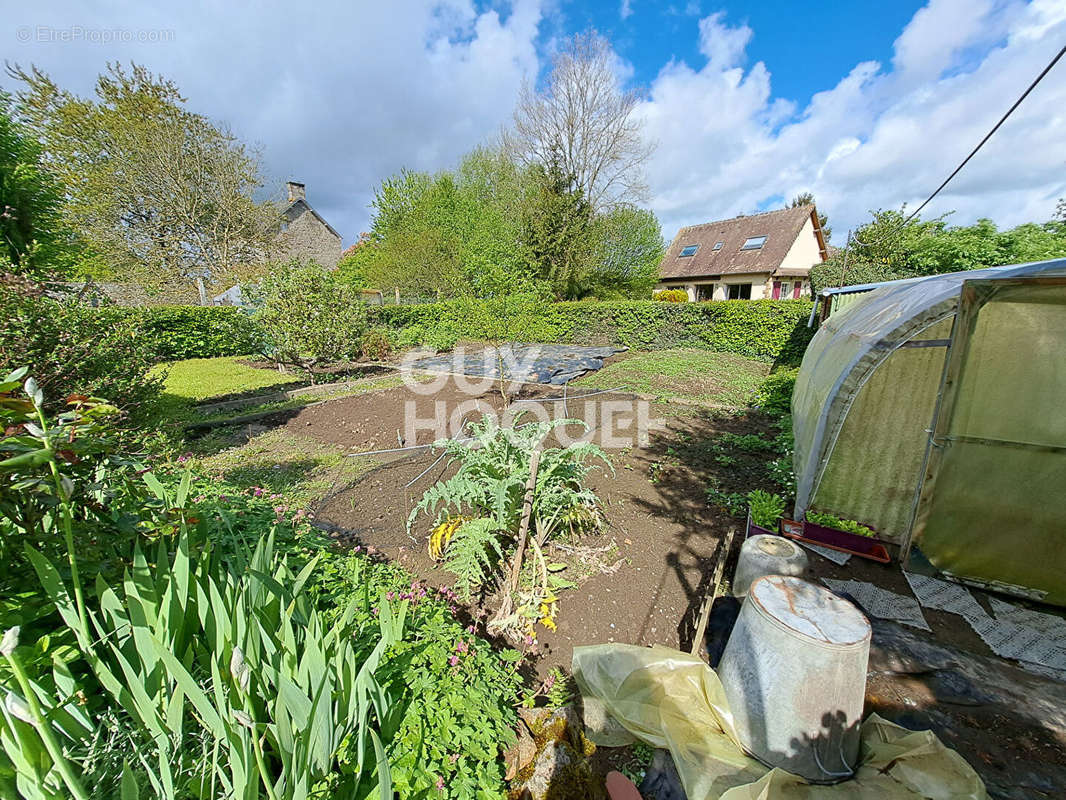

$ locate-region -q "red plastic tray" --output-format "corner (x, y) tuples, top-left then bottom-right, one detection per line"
(780, 518), (891, 564)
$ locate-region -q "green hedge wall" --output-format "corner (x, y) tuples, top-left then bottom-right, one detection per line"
(371, 299), (815, 364)
(117, 306), (264, 362)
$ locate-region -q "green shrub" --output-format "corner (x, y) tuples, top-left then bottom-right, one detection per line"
(408, 412), (608, 602)
(766, 414), (796, 497)
(754, 368), (798, 416)
(360, 328), (394, 361)
(653, 289), (688, 302)
(0, 279), (163, 420)
(255, 262), (369, 377)
(372, 298), (814, 364)
(423, 327), (460, 352)
(131, 305), (263, 361)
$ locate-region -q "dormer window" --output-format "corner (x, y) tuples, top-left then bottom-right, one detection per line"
(713, 241), (724, 250)
(679, 244), (699, 257)
(741, 236), (767, 250)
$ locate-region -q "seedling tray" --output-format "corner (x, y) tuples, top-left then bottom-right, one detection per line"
(780, 518), (891, 564)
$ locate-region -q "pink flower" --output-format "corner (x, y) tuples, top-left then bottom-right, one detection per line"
(435, 775), (444, 791)
(386, 591), (395, 601)
(466, 625), (475, 634)
(177, 452), (192, 464)
(449, 753), (459, 763)
(455, 641), (468, 654)
(449, 655), (459, 667)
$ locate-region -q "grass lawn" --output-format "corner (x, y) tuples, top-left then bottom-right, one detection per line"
(190, 428), (376, 507)
(573, 348), (771, 407)
(153, 355), (303, 404)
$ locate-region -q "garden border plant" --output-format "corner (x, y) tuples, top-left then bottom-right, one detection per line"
(0, 371), (526, 800)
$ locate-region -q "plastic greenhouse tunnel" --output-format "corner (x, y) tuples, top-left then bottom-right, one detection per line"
(791, 257), (1066, 606)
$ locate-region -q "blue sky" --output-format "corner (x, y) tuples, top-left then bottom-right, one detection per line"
(559, 0), (927, 108)
(4, 0), (1065, 244)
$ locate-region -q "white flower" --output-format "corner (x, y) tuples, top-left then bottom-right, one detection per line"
(0, 627), (19, 658)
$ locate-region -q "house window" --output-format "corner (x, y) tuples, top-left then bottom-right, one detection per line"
(741, 236), (767, 250)
(727, 283), (752, 300)
(679, 244), (699, 257)
(712, 241), (724, 250)
(696, 284), (716, 302)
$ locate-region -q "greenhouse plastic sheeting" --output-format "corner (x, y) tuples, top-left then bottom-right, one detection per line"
(573, 644), (987, 800)
(792, 258), (1066, 522)
(913, 278), (1066, 604)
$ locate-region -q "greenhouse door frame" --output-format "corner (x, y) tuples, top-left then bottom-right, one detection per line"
(905, 275), (1066, 597)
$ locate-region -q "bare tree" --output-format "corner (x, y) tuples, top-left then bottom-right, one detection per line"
(505, 31), (654, 213)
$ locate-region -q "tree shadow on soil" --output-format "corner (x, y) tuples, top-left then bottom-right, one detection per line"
(626, 409), (780, 652)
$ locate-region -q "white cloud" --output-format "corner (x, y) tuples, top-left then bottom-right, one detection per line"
(3, 0), (544, 243)
(696, 11), (751, 72)
(620, 0), (633, 21)
(640, 0), (1066, 241)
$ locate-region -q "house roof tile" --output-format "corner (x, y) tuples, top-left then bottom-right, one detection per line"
(659, 205), (826, 280)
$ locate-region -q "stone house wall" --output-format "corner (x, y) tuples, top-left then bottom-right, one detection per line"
(275, 207), (342, 269)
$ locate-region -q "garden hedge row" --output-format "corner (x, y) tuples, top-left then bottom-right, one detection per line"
(117, 306), (263, 361)
(371, 299), (815, 364)
(91, 299), (815, 365)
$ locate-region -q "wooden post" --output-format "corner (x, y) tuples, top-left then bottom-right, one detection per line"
(394, 287), (401, 305)
(690, 527), (736, 657)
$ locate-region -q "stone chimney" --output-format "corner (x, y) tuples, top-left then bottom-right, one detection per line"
(286, 181), (306, 202)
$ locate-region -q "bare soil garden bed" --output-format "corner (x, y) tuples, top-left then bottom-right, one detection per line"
(287, 378), (764, 675)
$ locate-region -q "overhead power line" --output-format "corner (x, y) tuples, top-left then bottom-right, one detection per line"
(902, 43), (1065, 225)
(838, 43), (1066, 269)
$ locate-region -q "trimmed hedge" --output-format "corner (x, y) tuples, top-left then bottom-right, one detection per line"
(372, 299), (815, 364)
(117, 306), (264, 362)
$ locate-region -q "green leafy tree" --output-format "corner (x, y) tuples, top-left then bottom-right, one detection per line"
(586, 204), (664, 298)
(360, 150), (532, 297)
(0, 94), (70, 277)
(11, 63), (277, 303)
(521, 157), (594, 299)
(790, 192), (831, 241)
(336, 232), (373, 289)
(810, 207), (1066, 292)
(254, 261), (368, 379)
(360, 145), (665, 300)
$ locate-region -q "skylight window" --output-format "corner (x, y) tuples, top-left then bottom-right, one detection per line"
(679, 244), (699, 257)
(741, 236), (767, 250)
(713, 241), (724, 250)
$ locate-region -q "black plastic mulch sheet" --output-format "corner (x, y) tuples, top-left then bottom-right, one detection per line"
(407, 344), (626, 385)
